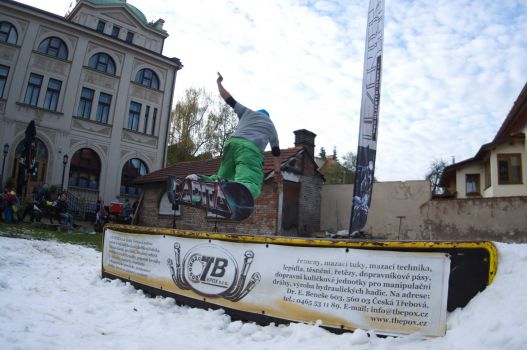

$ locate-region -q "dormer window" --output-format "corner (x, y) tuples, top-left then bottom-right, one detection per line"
(111, 26), (121, 38)
(96, 20), (106, 33)
(126, 31), (134, 43)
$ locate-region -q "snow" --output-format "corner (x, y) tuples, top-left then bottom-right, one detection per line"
(0, 236), (525, 350)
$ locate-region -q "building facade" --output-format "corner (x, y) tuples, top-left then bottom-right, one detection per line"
(0, 0), (182, 205)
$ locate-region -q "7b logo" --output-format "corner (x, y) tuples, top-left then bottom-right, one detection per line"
(187, 254), (229, 283)
(169, 242), (259, 301)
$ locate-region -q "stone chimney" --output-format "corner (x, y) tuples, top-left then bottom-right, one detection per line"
(294, 129), (316, 159)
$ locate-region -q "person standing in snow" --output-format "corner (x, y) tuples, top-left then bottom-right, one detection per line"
(187, 72), (282, 199)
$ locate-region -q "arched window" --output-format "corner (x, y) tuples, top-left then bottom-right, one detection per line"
(134, 68), (159, 89)
(88, 53), (116, 75)
(0, 21), (18, 44)
(120, 158), (148, 196)
(68, 148), (101, 190)
(37, 37), (68, 59)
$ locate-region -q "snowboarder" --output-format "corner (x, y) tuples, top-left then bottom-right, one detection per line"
(187, 72), (282, 200)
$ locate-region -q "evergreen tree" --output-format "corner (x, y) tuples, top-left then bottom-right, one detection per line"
(320, 150), (356, 184)
(341, 151), (356, 184)
(319, 147), (327, 160)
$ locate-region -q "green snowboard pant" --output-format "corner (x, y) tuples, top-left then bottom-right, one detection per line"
(202, 137), (264, 199)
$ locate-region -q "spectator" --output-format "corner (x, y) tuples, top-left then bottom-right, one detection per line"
(0, 189), (5, 221)
(22, 186), (44, 222)
(4, 189), (20, 224)
(121, 198), (132, 223)
(55, 191), (76, 229)
(94, 198), (108, 231)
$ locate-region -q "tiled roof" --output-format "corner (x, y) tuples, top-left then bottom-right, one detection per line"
(439, 133), (525, 187)
(494, 82), (527, 140)
(135, 147), (304, 184)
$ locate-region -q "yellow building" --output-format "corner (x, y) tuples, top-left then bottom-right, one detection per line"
(440, 83), (527, 198)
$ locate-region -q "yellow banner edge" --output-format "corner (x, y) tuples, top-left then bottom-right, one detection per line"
(103, 223), (498, 285)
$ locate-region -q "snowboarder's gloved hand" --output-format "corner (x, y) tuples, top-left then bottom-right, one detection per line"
(186, 174), (201, 181)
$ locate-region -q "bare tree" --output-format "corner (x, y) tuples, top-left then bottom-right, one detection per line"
(167, 87), (237, 164)
(205, 100), (237, 157)
(425, 159), (448, 195)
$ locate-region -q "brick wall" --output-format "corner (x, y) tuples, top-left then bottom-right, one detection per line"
(421, 196), (527, 242)
(139, 183), (173, 228)
(298, 175), (323, 235)
(139, 180), (281, 235)
(321, 181), (527, 242)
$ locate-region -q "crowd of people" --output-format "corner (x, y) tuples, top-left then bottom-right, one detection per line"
(2, 182), (139, 232)
(0, 184), (77, 229)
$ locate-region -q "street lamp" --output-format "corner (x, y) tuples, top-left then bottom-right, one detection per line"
(61, 154), (68, 191)
(0, 143), (9, 189)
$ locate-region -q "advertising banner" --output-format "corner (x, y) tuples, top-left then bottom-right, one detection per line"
(350, 0), (385, 234)
(103, 228), (450, 336)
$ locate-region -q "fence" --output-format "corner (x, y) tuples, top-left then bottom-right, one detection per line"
(66, 187), (99, 220)
(320, 181), (527, 242)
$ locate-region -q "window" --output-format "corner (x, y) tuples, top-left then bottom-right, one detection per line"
(111, 26), (120, 38)
(125, 31), (134, 43)
(68, 148), (101, 190)
(127, 101), (141, 131)
(37, 37), (68, 60)
(484, 159), (491, 189)
(465, 174), (480, 195)
(96, 20), (106, 33)
(134, 68), (159, 89)
(77, 87), (94, 119)
(24, 73), (43, 106)
(0, 21), (17, 44)
(120, 158), (148, 196)
(43, 78), (62, 111)
(88, 53), (116, 75)
(498, 154), (523, 184)
(0, 65), (9, 98)
(143, 106), (150, 133)
(96, 92), (112, 123)
(151, 108), (157, 135)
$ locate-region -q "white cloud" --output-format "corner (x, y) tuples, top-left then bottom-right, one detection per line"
(15, 0), (527, 181)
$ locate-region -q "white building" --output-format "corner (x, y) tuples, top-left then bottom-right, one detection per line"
(439, 82), (527, 198)
(0, 0), (182, 207)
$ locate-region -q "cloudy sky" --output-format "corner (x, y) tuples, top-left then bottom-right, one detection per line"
(17, 0), (527, 181)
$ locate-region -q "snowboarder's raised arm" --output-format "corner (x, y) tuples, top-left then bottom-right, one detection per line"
(217, 72), (237, 108)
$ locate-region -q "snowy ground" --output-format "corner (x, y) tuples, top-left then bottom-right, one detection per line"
(0, 236), (525, 350)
